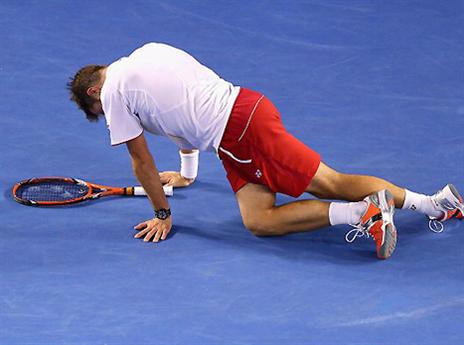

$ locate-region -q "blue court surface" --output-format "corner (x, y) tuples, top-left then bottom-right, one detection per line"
(1, 1), (463, 344)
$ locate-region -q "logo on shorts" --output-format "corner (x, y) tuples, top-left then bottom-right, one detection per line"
(255, 169), (262, 178)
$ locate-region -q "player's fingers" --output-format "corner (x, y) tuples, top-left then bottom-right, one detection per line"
(144, 228), (156, 242)
(153, 226), (164, 243)
(165, 177), (176, 187)
(160, 171), (176, 178)
(161, 226), (170, 240)
(159, 173), (170, 184)
(134, 222), (148, 230)
(134, 227), (149, 238)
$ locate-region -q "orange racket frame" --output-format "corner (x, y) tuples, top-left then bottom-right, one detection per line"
(12, 177), (172, 206)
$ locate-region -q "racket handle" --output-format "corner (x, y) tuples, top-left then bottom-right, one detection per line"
(163, 185), (173, 196)
(132, 185), (173, 197)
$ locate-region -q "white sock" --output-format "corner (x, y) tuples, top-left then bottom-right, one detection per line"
(329, 201), (368, 226)
(402, 189), (441, 218)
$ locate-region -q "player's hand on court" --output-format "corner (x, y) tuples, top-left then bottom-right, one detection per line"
(134, 217), (173, 243)
(159, 171), (194, 188)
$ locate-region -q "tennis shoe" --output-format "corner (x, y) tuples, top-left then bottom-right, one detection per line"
(345, 189), (397, 260)
(456, 210), (464, 220)
(428, 184), (464, 233)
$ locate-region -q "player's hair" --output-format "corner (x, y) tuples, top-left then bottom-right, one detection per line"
(67, 65), (107, 122)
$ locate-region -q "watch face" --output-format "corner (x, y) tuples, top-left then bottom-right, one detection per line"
(155, 208), (171, 220)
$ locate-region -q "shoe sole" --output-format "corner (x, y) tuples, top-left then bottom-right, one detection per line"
(377, 190), (397, 260)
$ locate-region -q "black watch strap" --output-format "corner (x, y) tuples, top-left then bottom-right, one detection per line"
(155, 208), (171, 220)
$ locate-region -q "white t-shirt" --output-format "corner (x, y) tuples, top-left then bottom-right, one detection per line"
(101, 43), (240, 152)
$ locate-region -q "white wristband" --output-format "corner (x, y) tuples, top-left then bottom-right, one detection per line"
(180, 150), (199, 179)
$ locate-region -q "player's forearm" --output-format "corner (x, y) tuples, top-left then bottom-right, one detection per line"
(132, 157), (169, 210)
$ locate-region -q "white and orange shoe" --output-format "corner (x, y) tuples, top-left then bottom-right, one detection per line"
(345, 189), (397, 260)
(428, 184), (464, 233)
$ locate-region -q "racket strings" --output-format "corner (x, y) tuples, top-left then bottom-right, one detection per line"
(16, 181), (89, 202)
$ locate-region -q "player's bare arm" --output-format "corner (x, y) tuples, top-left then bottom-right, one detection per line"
(126, 133), (173, 243)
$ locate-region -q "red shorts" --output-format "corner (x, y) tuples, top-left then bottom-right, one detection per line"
(218, 88), (321, 197)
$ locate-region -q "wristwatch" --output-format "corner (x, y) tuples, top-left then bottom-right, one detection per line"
(155, 208), (171, 220)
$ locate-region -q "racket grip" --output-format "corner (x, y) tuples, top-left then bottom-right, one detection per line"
(132, 185), (173, 197)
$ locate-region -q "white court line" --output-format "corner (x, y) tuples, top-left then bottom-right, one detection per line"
(336, 296), (464, 327)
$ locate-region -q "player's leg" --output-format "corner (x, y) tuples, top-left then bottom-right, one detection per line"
(305, 161), (463, 231)
(235, 182), (330, 236)
(235, 182), (397, 259)
(220, 90), (397, 258)
(306, 161), (406, 207)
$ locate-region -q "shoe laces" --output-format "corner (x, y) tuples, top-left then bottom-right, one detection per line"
(429, 206), (464, 233)
(428, 199), (464, 233)
(345, 210), (383, 243)
(428, 218), (444, 233)
(345, 224), (371, 243)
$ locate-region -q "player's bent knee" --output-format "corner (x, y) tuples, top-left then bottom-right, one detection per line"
(236, 183), (281, 236)
(241, 213), (282, 237)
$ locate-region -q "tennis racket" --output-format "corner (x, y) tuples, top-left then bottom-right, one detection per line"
(12, 177), (173, 206)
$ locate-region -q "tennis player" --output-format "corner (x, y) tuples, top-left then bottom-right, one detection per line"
(68, 43), (463, 259)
